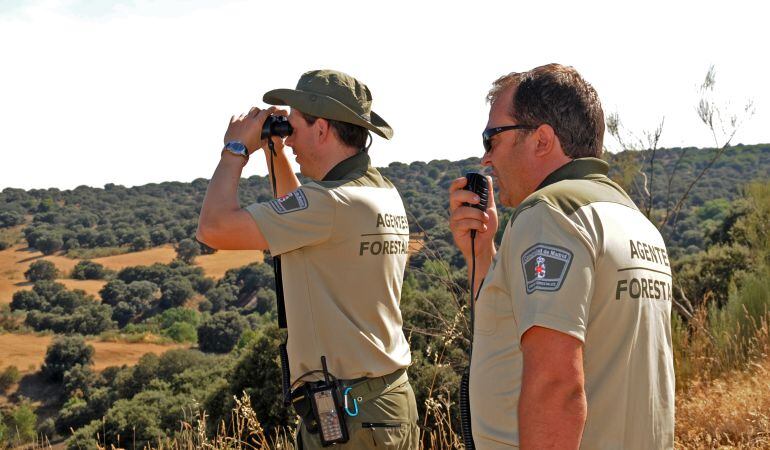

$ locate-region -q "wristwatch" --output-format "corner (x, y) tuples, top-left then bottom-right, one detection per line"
(222, 141), (249, 163)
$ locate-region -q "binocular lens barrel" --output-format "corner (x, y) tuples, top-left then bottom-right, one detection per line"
(261, 116), (293, 140)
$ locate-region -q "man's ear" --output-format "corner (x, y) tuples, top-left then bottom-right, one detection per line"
(315, 118), (330, 144)
(533, 124), (557, 157)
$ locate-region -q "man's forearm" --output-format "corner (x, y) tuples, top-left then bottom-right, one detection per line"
(199, 153), (246, 229)
(262, 147), (300, 198)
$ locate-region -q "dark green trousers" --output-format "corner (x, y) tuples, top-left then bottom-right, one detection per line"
(296, 379), (419, 449)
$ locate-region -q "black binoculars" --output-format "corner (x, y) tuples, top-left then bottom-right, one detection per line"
(261, 115), (293, 140)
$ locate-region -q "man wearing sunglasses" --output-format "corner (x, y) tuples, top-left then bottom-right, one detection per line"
(449, 64), (674, 449)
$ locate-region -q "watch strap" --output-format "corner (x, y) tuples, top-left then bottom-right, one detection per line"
(223, 141), (250, 163)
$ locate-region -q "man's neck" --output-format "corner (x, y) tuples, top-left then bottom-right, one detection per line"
(316, 144), (360, 180)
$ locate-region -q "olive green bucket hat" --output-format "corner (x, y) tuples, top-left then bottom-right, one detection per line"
(263, 69), (393, 140)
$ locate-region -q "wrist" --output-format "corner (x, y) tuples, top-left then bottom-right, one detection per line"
(465, 242), (495, 262)
(222, 141), (250, 165)
(220, 149), (248, 167)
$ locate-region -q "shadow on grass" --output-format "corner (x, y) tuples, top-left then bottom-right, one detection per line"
(11, 372), (62, 407)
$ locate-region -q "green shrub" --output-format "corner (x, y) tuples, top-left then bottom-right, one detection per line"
(42, 335), (95, 382)
(160, 276), (194, 309)
(0, 414), (6, 444)
(38, 417), (56, 442)
(24, 259), (59, 282)
(11, 289), (49, 312)
(197, 311), (248, 354)
(36, 233), (64, 255)
(5, 402), (37, 446)
(71, 260), (112, 280)
(163, 322), (197, 343)
(0, 365), (21, 393)
(0, 210), (23, 228)
(175, 238), (201, 264)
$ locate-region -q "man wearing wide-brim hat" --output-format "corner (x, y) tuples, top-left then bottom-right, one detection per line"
(197, 70), (418, 449)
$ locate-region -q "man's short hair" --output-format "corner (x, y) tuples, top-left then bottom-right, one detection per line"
(487, 64), (604, 158)
(299, 111), (370, 150)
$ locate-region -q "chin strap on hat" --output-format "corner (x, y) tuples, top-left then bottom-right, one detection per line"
(362, 131), (373, 153)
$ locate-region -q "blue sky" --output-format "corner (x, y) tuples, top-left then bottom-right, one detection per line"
(1, 0), (767, 190)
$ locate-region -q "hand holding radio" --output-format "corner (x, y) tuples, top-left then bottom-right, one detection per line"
(448, 173), (498, 258)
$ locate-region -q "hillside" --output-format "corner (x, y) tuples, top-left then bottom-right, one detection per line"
(0, 143), (768, 449)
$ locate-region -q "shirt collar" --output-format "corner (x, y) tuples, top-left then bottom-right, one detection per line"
(322, 151), (371, 181)
(536, 157), (609, 191)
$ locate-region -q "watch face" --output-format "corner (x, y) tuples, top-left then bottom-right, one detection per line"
(226, 141), (247, 155)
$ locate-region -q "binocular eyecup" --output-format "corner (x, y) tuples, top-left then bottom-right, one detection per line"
(261, 115), (293, 140)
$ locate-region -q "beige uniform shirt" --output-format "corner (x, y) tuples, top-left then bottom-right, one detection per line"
(470, 158), (675, 449)
(246, 152), (411, 383)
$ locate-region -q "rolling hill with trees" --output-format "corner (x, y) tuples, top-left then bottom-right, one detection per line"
(0, 143), (768, 448)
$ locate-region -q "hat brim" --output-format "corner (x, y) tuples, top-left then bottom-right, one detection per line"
(263, 88), (393, 140)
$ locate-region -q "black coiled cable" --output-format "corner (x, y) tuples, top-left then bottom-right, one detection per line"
(460, 234), (477, 450)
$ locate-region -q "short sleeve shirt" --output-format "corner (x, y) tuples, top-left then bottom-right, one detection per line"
(246, 152), (411, 382)
(470, 158), (675, 449)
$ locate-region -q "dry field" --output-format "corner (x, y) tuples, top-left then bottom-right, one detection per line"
(0, 246), (56, 304)
(0, 332), (187, 374)
(195, 249), (262, 279)
(57, 279), (106, 297)
(0, 245), (107, 303)
(0, 243), (266, 304)
(91, 245), (177, 270)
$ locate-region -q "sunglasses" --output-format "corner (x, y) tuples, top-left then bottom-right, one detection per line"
(482, 125), (537, 152)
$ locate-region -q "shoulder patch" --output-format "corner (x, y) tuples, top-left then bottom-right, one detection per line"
(520, 243), (573, 294)
(268, 189), (309, 215)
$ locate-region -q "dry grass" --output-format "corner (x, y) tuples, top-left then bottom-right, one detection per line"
(57, 279), (106, 297)
(0, 245), (100, 304)
(0, 243), (270, 306)
(0, 245), (41, 304)
(91, 245), (177, 270)
(0, 333), (187, 374)
(676, 359), (770, 449)
(194, 250), (263, 279)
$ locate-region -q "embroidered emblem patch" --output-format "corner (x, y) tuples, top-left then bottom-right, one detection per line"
(268, 189), (309, 215)
(521, 243), (573, 294)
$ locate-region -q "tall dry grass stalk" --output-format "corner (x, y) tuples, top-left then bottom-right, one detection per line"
(676, 360), (770, 449)
(673, 283), (770, 448)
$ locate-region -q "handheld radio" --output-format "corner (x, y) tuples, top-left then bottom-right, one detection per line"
(459, 171), (489, 450)
(463, 172), (489, 237)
